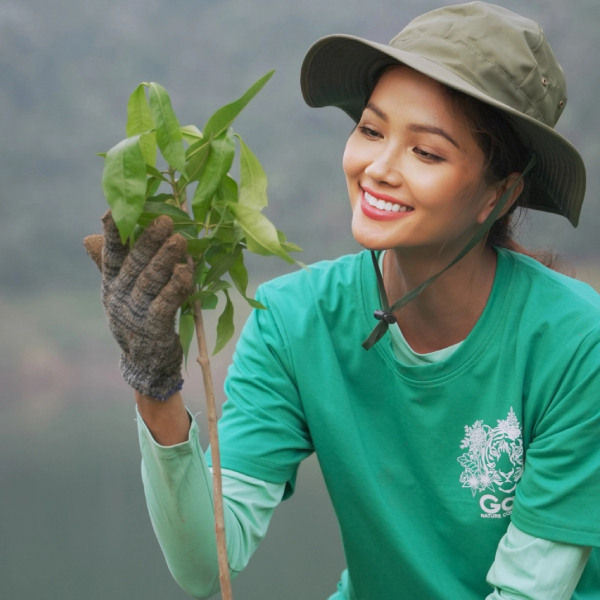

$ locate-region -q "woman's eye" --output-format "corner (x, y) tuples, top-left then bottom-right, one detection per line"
(358, 125), (380, 139)
(413, 147), (444, 162)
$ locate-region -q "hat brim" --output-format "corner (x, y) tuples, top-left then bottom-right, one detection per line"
(301, 35), (585, 227)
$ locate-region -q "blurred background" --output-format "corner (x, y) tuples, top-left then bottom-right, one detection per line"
(1, 0), (599, 598)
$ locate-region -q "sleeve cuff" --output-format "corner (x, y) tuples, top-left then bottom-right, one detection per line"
(135, 404), (200, 454)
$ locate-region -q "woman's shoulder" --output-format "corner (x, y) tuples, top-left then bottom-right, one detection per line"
(258, 251), (367, 303)
(499, 248), (600, 336)
(502, 248), (600, 305)
(252, 252), (371, 341)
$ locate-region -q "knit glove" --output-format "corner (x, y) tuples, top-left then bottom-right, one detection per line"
(84, 211), (194, 400)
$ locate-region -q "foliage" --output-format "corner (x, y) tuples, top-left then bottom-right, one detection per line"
(99, 72), (303, 357)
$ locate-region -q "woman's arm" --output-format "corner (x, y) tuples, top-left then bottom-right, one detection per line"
(135, 390), (190, 446)
(485, 523), (591, 600)
(137, 403), (285, 599)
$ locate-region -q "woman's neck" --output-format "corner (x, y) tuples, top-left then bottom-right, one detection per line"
(384, 243), (497, 354)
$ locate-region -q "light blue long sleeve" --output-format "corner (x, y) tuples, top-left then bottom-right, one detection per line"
(136, 407), (284, 599)
(137, 406), (590, 600)
(485, 522), (591, 599)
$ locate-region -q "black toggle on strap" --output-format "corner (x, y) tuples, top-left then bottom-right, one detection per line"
(362, 154), (538, 351)
(374, 310), (397, 324)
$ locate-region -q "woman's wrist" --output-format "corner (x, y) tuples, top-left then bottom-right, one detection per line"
(135, 390), (192, 446)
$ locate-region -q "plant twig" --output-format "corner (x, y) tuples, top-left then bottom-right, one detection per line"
(168, 167), (181, 206)
(191, 295), (233, 600)
(179, 185), (233, 600)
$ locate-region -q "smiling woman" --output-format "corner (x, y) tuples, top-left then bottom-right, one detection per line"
(106, 3), (600, 600)
(344, 66), (498, 255)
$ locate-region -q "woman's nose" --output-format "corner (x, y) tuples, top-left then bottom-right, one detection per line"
(364, 148), (403, 187)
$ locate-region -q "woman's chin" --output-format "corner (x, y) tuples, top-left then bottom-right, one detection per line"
(352, 229), (397, 252)
(351, 215), (404, 251)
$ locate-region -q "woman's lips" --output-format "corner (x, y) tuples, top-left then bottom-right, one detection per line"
(360, 189), (414, 221)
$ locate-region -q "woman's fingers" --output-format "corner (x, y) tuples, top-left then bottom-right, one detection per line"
(150, 262), (195, 322)
(101, 210), (130, 281)
(131, 234), (188, 304)
(116, 216), (174, 293)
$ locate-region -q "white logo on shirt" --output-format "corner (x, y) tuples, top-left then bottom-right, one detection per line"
(457, 407), (523, 518)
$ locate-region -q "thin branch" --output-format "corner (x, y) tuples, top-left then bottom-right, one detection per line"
(181, 192), (233, 600)
(191, 297), (233, 600)
(167, 166), (181, 206)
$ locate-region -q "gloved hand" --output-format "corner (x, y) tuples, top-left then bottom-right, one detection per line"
(84, 211), (194, 400)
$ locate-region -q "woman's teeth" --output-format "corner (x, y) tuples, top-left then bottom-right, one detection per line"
(364, 191), (412, 212)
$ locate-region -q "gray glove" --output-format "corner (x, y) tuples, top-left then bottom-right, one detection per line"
(84, 211), (194, 400)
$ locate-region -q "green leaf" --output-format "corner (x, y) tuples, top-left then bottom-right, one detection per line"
(201, 293), (219, 310)
(204, 179), (237, 242)
(206, 208), (228, 239)
(140, 132), (158, 167)
(192, 129), (236, 224)
(205, 244), (227, 264)
(207, 279), (232, 293)
(148, 82), (186, 174)
(228, 250), (267, 310)
(217, 175), (238, 204)
(130, 224), (143, 248)
(213, 290), (235, 355)
(281, 241), (304, 253)
(232, 222), (245, 246)
(186, 238), (211, 258)
(146, 164), (168, 181)
(126, 85), (154, 136)
(236, 135), (268, 210)
(127, 84), (157, 167)
(277, 230), (303, 253)
(204, 250), (240, 287)
(194, 260), (207, 287)
(210, 225), (238, 245)
(247, 298), (267, 310)
(183, 138), (211, 184)
(185, 136), (209, 159)
(96, 152), (107, 158)
(229, 249), (249, 297)
(138, 201), (196, 238)
(188, 290), (219, 310)
(224, 202), (294, 263)
(203, 71), (275, 140)
(179, 311), (195, 369)
(145, 176), (161, 199)
(101, 135), (147, 243)
(141, 201), (193, 224)
(172, 227), (198, 240)
(181, 125), (202, 144)
(146, 193), (174, 204)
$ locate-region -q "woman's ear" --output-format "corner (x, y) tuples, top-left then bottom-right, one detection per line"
(477, 172), (524, 224)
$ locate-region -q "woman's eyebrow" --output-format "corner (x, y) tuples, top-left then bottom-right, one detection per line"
(365, 102), (388, 122)
(364, 103), (460, 149)
(407, 123), (460, 149)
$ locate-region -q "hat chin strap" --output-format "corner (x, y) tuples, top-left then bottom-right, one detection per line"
(362, 153), (538, 351)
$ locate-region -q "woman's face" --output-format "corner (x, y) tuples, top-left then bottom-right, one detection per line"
(343, 65), (498, 254)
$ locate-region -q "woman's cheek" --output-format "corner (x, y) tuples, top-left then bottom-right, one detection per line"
(409, 164), (456, 208)
(343, 138), (367, 178)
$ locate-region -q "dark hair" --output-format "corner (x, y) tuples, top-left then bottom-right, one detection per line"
(443, 86), (571, 274)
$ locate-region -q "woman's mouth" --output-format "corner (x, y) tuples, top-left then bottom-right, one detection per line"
(360, 189), (414, 221)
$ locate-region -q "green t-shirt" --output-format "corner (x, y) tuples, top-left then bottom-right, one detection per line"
(208, 248), (600, 600)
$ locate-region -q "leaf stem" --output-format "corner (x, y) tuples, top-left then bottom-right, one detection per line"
(167, 166), (181, 207)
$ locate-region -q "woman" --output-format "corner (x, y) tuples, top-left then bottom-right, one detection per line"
(86, 3), (599, 598)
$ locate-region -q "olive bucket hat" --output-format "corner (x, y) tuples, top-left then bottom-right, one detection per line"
(301, 1), (586, 227)
(300, 1), (587, 350)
